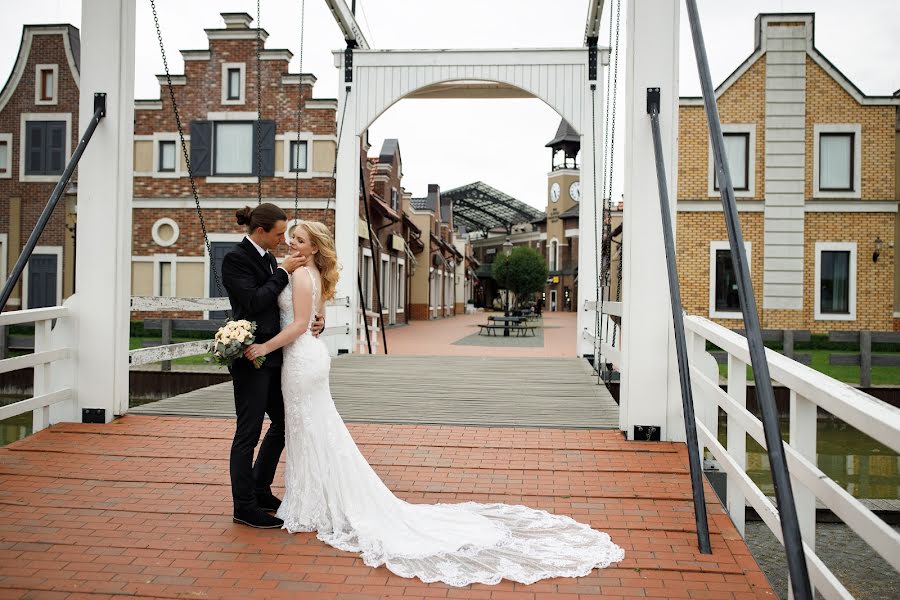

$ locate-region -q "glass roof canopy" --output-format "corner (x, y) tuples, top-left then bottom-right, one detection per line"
(441, 181), (545, 232)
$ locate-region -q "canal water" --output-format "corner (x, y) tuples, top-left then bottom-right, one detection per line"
(2, 396), (898, 500)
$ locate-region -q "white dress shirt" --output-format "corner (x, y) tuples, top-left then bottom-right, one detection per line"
(245, 236), (287, 275)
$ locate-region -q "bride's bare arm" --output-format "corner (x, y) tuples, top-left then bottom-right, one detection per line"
(246, 272), (313, 358)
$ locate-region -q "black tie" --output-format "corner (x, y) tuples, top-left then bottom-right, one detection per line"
(262, 252), (273, 274)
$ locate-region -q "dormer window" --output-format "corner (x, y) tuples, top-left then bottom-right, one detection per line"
(35, 65), (59, 105)
(221, 63), (246, 105)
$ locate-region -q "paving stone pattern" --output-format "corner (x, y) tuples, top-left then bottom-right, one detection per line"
(0, 416), (777, 599)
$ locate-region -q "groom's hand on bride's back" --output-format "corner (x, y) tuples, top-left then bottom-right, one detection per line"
(311, 314), (325, 337)
(281, 254), (308, 274)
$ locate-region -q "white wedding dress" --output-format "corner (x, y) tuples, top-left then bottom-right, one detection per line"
(276, 267), (624, 586)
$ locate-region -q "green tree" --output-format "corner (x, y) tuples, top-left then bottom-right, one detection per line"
(491, 246), (548, 308)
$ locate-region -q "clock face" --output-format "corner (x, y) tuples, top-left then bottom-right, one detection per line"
(550, 182), (561, 203)
(569, 181), (581, 202)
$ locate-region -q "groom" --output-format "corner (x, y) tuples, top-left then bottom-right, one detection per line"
(221, 203), (324, 528)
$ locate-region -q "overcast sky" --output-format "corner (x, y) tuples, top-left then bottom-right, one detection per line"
(2, 0), (898, 210)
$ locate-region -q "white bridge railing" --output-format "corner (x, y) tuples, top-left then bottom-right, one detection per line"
(0, 306), (74, 432)
(128, 296), (351, 367)
(685, 315), (900, 599)
(583, 299), (622, 370)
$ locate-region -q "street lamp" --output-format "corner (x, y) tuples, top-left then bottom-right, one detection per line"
(502, 237), (513, 336)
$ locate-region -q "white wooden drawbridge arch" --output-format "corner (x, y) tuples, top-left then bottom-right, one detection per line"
(332, 47), (608, 356)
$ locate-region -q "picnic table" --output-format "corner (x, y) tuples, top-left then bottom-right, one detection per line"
(488, 315), (526, 324)
(478, 322), (538, 337)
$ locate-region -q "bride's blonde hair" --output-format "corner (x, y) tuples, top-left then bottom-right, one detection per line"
(296, 220), (339, 301)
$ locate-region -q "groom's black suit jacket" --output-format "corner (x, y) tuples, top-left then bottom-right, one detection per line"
(221, 238), (290, 369)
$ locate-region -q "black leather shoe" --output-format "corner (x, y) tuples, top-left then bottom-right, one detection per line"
(233, 507), (283, 529)
(255, 492), (282, 512)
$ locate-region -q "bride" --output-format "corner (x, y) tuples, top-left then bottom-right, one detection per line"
(245, 221), (624, 587)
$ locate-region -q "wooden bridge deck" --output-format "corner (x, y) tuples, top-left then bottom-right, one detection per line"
(0, 416), (775, 599)
(130, 355), (620, 429)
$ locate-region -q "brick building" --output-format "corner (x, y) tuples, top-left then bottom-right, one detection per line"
(676, 13), (899, 334)
(407, 185), (469, 320)
(358, 138), (415, 326)
(130, 12), (337, 317)
(0, 25), (81, 310)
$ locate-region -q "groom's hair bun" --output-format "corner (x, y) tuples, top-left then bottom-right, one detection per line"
(236, 206), (253, 226)
(237, 203), (288, 232)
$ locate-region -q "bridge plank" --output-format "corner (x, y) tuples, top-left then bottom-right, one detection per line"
(130, 355), (620, 428)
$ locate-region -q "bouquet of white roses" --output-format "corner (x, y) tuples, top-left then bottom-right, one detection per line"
(209, 319), (265, 368)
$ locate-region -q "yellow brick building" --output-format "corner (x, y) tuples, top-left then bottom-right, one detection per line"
(676, 13), (899, 334)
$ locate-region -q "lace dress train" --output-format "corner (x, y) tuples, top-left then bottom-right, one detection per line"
(275, 268), (624, 586)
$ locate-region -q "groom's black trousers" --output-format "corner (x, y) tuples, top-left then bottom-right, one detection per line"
(229, 359), (285, 512)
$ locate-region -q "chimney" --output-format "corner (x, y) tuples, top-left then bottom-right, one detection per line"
(427, 184), (441, 214)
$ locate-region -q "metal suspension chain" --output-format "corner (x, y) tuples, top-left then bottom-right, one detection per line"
(149, 0), (227, 303)
(292, 0), (307, 225)
(256, 0), (263, 205)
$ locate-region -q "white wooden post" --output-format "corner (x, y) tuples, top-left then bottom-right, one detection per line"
(727, 354), (748, 536)
(74, 0), (136, 420)
(31, 320), (52, 432)
(789, 389), (817, 598)
(334, 63), (359, 354)
(620, 0), (682, 440)
(687, 329), (713, 461)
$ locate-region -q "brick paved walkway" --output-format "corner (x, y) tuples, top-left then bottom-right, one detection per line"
(0, 416), (775, 599)
(381, 311), (577, 357)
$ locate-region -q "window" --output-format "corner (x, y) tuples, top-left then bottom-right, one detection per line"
(397, 261), (406, 312)
(708, 124), (755, 198)
(158, 261), (173, 297)
(227, 68), (241, 101)
(819, 133), (853, 191)
(214, 122), (253, 175)
(35, 65), (58, 105)
(24, 249), (61, 309)
(190, 119), (274, 178)
(714, 133), (749, 191)
(40, 70), (54, 101)
(820, 251), (849, 313)
(158, 141), (176, 172)
(361, 250), (374, 310)
(549, 239), (559, 272)
(221, 63), (246, 105)
(714, 250), (740, 312)
(25, 120), (66, 176)
(709, 241), (751, 319)
(813, 125), (861, 198)
(815, 242), (856, 321)
(390, 188), (399, 211)
(151, 218), (180, 247)
(289, 140), (308, 172)
(0, 135), (10, 177)
(380, 255), (389, 313)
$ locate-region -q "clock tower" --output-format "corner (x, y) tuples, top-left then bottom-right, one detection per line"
(543, 119), (580, 311)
